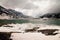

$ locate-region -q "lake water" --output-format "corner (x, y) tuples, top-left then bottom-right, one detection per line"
(0, 19), (60, 26)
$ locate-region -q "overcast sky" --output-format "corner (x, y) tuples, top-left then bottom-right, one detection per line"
(0, 0), (60, 18)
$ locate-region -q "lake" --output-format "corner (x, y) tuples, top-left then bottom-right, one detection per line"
(0, 19), (60, 26)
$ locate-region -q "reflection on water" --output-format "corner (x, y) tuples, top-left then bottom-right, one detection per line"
(0, 19), (29, 26)
(29, 19), (60, 26)
(0, 19), (60, 26)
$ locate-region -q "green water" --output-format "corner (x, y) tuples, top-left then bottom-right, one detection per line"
(0, 19), (29, 26)
(0, 19), (60, 26)
(30, 19), (60, 26)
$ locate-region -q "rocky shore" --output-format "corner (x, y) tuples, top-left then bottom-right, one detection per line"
(0, 23), (60, 40)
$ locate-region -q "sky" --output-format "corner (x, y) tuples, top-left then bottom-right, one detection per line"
(0, 0), (60, 18)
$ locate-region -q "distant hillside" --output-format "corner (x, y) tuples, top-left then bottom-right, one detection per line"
(39, 13), (60, 18)
(7, 9), (31, 18)
(0, 5), (31, 19)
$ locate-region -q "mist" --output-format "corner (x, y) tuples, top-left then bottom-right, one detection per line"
(0, 0), (60, 18)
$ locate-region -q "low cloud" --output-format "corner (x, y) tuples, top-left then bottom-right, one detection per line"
(0, 0), (60, 18)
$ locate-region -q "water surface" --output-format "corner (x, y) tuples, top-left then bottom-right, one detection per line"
(0, 19), (60, 26)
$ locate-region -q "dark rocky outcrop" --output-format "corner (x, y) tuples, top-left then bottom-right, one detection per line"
(0, 32), (12, 40)
(40, 13), (60, 18)
(0, 23), (7, 26)
(0, 6), (9, 15)
(25, 27), (39, 32)
(3, 25), (13, 27)
(38, 29), (59, 35)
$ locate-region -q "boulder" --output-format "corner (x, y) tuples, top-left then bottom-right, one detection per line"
(38, 29), (59, 35)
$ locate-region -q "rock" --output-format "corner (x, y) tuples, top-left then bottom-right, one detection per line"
(3, 25), (13, 27)
(38, 29), (59, 35)
(0, 32), (12, 40)
(0, 23), (7, 26)
(25, 27), (39, 32)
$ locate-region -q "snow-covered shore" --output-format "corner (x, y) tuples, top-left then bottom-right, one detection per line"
(1, 23), (60, 32)
(0, 23), (60, 40)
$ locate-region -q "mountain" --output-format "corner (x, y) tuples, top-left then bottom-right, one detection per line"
(0, 6), (9, 15)
(7, 9), (28, 18)
(0, 5), (31, 19)
(39, 13), (60, 18)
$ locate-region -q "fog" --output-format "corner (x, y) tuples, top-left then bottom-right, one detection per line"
(0, 0), (60, 18)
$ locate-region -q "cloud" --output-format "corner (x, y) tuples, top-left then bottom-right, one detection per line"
(0, 0), (60, 18)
